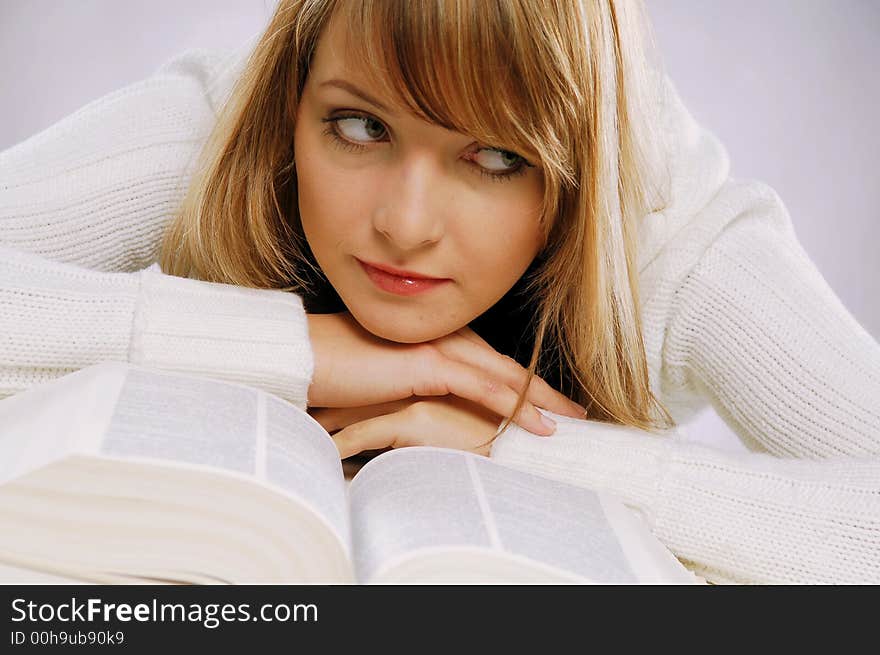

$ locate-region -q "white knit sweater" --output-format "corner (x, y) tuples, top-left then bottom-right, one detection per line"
(1, 47), (878, 585)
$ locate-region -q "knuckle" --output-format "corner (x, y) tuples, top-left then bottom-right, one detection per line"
(412, 346), (452, 396)
(482, 377), (502, 398)
(344, 422), (365, 441)
(404, 400), (434, 422)
(526, 373), (543, 392)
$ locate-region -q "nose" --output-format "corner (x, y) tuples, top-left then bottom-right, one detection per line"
(372, 155), (446, 251)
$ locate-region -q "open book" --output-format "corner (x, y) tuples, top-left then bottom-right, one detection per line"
(0, 362), (699, 584)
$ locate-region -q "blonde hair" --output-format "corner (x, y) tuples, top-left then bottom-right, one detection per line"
(160, 0), (675, 433)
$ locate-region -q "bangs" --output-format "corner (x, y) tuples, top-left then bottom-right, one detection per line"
(337, 0), (581, 192)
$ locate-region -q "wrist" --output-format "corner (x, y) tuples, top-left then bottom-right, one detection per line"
(305, 313), (332, 407)
(134, 268), (313, 408)
(489, 413), (674, 526)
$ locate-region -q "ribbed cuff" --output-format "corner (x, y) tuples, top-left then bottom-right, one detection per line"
(130, 268), (313, 409)
(489, 411), (675, 528)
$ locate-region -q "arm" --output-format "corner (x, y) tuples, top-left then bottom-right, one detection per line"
(0, 246), (314, 408)
(492, 72), (880, 584)
(490, 414), (880, 585)
(0, 46), (314, 406)
(0, 47), (245, 271)
(491, 179), (880, 586)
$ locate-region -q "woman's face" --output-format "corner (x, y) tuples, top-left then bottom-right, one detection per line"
(294, 14), (545, 343)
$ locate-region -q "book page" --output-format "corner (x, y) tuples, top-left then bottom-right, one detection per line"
(597, 493), (698, 583)
(349, 448), (492, 583)
(0, 559), (97, 584)
(351, 447), (690, 583)
(101, 366), (260, 474)
(0, 362), (355, 582)
(468, 455), (638, 582)
(0, 454), (353, 584)
(99, 365), (350, 552)
(262, 394), (350, 552)
(0, 361), (127, 486)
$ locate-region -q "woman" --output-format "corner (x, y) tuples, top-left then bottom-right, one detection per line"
(1, 1), (877, 584)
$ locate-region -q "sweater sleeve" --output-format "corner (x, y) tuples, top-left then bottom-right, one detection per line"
(489, 414), (880, 585)
(0, 47), (243, 271)
(0, 47), (314, 408)
(490, 195), (880, 583)
(0, 246), (313, 408)
(491, 73), (880, 584)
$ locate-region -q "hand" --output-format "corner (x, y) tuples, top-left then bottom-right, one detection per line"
(309, 395), (503, 458)
(306, 312), (585, 437)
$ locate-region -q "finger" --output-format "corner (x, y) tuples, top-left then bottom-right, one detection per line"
(309, 407), (352, 434)
(331, 413), (402, 459)
(309, 400), (413, 433)
(434, 333), (585, 419)
(454, 325), (493, 348)
(414, 354), (556, 437)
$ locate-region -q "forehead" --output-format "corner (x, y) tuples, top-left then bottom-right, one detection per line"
(301, 4), (552, 169)
(308, 10), (399, 104)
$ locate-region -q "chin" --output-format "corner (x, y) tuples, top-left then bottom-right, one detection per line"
(353, 308), (454, 344)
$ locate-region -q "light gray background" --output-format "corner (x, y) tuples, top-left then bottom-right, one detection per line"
(1, 1), (877, 449)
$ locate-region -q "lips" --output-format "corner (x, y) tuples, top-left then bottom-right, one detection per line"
(357, 259), (447, 281)
(357, 259), (451, 296)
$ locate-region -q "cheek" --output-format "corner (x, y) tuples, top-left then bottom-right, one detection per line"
(294, 134), (357, 249)
(294, 130), (326, 231)
(457, 202), (544, 291)
(459, 169), (544, 259)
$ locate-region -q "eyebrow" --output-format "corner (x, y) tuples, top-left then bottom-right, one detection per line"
(318, 78), (396, 116)
(316, 77), (539, 163)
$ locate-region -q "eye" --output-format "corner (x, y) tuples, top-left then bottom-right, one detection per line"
(320, 111), (534, 182)
(471, 149), (522, 173)
(332, 115), (387, 143)
(468, 148), (533, 182)
(321, 113), (387, 152)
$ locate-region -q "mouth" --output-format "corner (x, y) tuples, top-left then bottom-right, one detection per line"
(357, 258), (451, 297)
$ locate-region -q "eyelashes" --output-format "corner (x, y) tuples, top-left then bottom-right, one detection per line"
(319, 112), (533, 183)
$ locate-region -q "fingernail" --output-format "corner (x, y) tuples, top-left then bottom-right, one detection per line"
(540, 414), (557, 434)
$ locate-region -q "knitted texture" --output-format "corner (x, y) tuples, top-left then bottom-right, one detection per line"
(0, 47), (313, 408)
(1, 48), (878, 583)
(491, 414), (880, 584)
